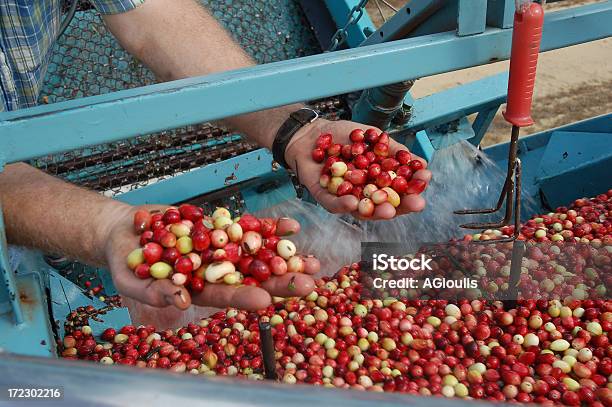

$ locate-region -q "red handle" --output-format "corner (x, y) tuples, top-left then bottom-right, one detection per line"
(503, 2), (544, 127)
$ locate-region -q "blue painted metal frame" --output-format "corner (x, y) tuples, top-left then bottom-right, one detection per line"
(404, 1), (460, 38)
(457, 0), (488, 36)
(0, 2), (609, 164)
(427, 116), (475, 149)
(405, 72), (508, 157)
(323, 0), (376, 47)
(410, 131), (437, 162)
(0, 272), (55, 357)
(485, 115), (612, 162)
(536, 131), (612, 207)
(484, 114), (612, 211)
(487, 0), (516, 28)
(471, 107), (500, 146)
(407, 72), (508, 133)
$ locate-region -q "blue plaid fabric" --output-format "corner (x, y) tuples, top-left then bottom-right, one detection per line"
(0, 0), (145, 111)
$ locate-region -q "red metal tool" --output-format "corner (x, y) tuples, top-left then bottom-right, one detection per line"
(456, 1), (544, 236)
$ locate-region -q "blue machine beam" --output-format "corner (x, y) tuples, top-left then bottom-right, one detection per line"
(359, 0), (446, 45)
(471, 107), (500, 146)
(457, 0), (488, 36)
(0, 2), (610, 164)
(487, 0), (516, 28)
(407, 72), (508, 132)
(323, 0), (376, 47)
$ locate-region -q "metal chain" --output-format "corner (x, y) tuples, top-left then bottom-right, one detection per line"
(327, 0), (370, 52)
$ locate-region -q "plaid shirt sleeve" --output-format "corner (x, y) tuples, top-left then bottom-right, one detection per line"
(89, 0), (146, 15)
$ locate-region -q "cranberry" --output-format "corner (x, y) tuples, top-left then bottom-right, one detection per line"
(311, 148), (325, 163)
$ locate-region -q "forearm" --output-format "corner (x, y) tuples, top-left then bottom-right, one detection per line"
(103, 0), (303, 150)
(0, 163), (130, 266)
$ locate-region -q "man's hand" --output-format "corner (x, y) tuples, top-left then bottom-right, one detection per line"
(104, 206), (315, 311)
(285, 119), (432, 220)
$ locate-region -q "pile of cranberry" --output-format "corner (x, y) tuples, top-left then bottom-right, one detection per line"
(359, 191), (612, 303)
(481, 192), (612, 244)
(61, 193), (612, 407)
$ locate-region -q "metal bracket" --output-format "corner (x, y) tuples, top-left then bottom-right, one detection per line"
(471, 106), (500, 145)
(487, 0), (516, 28)
(458, 0), (488, 36)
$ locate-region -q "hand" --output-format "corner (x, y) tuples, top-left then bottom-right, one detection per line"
(104, 206), (315, 311)
(285, 119), (432, 219)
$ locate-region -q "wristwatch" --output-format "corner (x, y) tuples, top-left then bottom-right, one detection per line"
(272, 107), (320, 169)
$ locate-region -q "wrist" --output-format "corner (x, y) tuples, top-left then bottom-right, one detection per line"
(272, 108), (322, 169)
(284, 118), (329, 171)
(263, 104), (305, 150)
(96, 202), (134, 266)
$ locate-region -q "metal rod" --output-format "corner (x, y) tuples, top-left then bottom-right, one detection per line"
(455, 125), (519, 216)
(380, 0), (398, 12)
(374, 0), (387, 22)
(58, 0), (78, 38)
(0, 202), (24, 325)
(352, 80), (415, 129)
(467, 157), (522, 245)
(512, 158), (522, 240)
(504, 159), (525, 303)
(505, 239), (526, 306)
(456, 125), (522, 229)
(259, 321), (277, 380)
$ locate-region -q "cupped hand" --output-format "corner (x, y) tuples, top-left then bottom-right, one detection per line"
(104, 206), (315, 311)
(284, 119), (432, 220)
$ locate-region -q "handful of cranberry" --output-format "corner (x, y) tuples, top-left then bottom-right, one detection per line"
(312, 128), (427, 217)
(127, 206), (320, 294)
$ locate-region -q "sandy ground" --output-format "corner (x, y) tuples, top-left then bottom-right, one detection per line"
(366, 0), (612, 145)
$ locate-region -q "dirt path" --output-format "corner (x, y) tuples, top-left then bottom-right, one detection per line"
(366, 0), (612, 145)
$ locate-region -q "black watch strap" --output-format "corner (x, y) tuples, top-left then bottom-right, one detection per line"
(272, 108), (319, 169)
